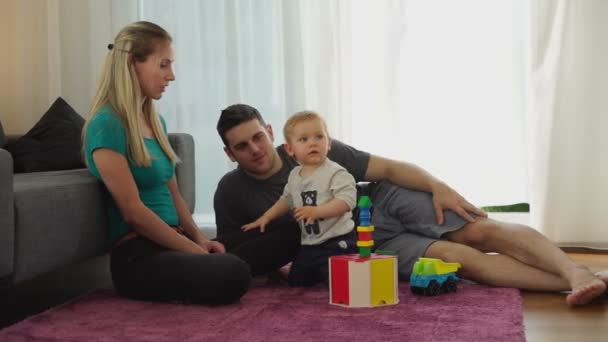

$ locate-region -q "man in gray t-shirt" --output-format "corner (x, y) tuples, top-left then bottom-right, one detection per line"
(214, 134), (368, 277)
(214, 104), (608, 305)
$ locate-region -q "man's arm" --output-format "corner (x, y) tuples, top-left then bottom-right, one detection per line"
(364, 154), (487, 224)
(214, 175), (248, 238)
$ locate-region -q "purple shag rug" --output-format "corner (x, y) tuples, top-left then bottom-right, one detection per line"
(0, 282), (524, 342)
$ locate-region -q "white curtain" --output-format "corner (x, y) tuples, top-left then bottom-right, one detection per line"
(4, 0), (606, 245)
(349, 0), (529, 207)
(141, 0), (357, 225)
(141, 0), (529, 224)
(528, 0), (608, 248)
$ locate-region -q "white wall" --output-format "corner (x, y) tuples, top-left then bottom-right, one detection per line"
(0, 0), (137, 134)
(0, 0), (17, 132)
(0, 0), (56, 134)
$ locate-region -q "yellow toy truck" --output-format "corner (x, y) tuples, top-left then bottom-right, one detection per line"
(409, 257), (462, 296)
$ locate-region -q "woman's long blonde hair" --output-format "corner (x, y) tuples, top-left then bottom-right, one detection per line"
(84, 21), (178, 166)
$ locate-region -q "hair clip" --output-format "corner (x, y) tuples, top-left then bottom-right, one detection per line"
(108, 44), (131, 54)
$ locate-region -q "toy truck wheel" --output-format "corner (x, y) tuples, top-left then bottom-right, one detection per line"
(442, 277), (458, 293)
(410, 286), (424, 295)
(424, 280), (441, 296)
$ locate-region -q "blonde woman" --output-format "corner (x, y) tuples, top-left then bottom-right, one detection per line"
(83, 21), (250, 304)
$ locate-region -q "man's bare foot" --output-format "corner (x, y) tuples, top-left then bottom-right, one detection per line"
(595, 271), (608, 298)
(595, 270), (608, 285)
(565, 267), (607, 306)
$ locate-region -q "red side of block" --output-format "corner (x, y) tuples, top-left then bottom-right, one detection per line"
(357, 231), (373, 241)
(330, 257), (350, 305)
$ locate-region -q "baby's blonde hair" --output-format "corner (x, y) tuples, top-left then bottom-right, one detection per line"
(283, 110), (330, 143)
(83, 21), (178, 166)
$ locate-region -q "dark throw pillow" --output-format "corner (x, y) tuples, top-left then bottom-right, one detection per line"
(4, 97), (86, 173)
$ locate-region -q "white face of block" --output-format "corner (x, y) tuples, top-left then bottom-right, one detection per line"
(329, 255), (400, 308)
(348, 261), (372, 307)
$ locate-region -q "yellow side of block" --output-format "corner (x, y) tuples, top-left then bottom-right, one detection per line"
(370, 258), (397, 306)
(356, 240), (374, 247)
(356, 225), (375, 232)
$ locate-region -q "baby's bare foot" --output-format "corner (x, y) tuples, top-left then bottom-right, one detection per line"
(565, 267), (607, 306)
(279, 262), (292, 279)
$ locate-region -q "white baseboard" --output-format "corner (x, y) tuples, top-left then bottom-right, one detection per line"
(193, 212), (531, 240)
(194, 211), (607, 249)
(193, 213), (216, 228)
(193, 213), (216, 239)
(487, 212), (530, 225)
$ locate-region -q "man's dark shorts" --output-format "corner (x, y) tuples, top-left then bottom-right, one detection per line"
(370, 181), (470, 279)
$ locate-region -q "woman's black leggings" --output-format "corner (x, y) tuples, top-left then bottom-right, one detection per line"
(110, 237), (251, 305)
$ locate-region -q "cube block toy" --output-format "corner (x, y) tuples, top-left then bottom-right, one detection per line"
(329, 253), (399, 307)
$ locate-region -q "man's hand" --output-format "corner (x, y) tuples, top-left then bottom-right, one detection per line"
(198, 240), (226, 254)
(242, 216), (271, 233)
(431, 182), (487, 224)
(294, 206), (319, 225)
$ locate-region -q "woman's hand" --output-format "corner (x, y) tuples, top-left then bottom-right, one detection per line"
(197, 240), (226, 254)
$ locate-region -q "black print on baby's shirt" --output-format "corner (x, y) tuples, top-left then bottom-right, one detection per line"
(301, 191), (320, 235)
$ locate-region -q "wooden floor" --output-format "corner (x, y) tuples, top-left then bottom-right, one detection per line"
(522, 253), (608, 342)
(2, 252), (607, 341)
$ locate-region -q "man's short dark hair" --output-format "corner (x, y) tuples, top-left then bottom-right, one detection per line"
(217, 104), (267, 147)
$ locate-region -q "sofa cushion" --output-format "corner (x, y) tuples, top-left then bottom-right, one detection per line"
(0, 149), (14, 284)
(4, 97), (85, 173)
(12, 169), (108, 284)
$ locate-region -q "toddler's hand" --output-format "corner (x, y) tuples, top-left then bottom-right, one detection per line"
(294, 206), (318, 225)
(242, 217), (270, 233)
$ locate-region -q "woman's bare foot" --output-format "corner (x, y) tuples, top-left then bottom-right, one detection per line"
(565, 267), (607, 306)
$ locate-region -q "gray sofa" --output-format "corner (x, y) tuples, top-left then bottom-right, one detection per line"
(0, 120), (195, 288)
